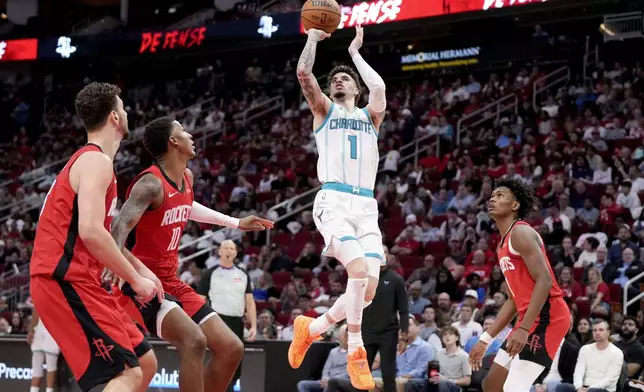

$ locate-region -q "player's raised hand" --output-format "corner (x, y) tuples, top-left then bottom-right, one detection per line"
(348, 25), (364, 56)
(305, 28), (331, 42)
(468, 340), (488, 371)
(238, 216), (275, 231)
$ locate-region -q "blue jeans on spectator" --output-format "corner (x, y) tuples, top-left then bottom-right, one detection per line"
(530, 380), (562, 392)
(555, 383), (608, 392)
(405, 378), (462, 392)
(297, 380), (325, 392)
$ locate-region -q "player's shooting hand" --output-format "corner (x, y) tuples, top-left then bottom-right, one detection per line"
(305, 28), (331, 42)
(238, 216), (274, 231)
(506, 327), (529, 358)
(131, 276), (157, 304)
(468, 340), (487, 371)
(348, 25), (364, 56)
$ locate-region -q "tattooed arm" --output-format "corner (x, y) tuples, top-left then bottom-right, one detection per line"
(110, 174), (165, 279)
(296, 29), (332, 118)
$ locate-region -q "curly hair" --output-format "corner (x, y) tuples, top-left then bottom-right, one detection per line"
(74, 82), (121, 132)
(143, 116), (175, 160)
(327, 65), (361, 104)
(494, 177), (538, 219)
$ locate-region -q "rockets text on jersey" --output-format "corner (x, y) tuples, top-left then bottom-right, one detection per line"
(128, 165), (194, 280)
(30, 144), (118, 283)
(496, 221), (563, 315)
(314, 103), (380, 191)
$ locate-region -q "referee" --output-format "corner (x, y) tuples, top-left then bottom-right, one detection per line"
(361, 245), (409, 392)
(197, 240), (257, 392)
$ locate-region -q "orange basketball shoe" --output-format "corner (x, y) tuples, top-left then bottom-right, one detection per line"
(347, 347), (375, 390)
(288, 316), (319, 369)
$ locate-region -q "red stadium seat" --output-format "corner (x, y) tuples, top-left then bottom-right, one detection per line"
(573, 267), (584, 282)
(575, 298), (590, 319)
(277, 312), (291, 326)
(609, 284), (622, 303)
(272, 271), (292, 289)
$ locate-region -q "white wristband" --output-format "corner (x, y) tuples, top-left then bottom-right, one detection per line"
(479, 332), (494, 345)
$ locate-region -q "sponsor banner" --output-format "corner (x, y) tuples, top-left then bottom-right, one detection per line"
(400, 46), (482, 71)
(0, 39), (38, 61)
(300, 0), (551, 32)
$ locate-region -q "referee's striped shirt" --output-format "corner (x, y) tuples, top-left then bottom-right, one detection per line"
(197, 264), (252, 317)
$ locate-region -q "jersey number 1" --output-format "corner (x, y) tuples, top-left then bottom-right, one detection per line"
(168, 227), (181, 251)
(347, 135), (357, 160)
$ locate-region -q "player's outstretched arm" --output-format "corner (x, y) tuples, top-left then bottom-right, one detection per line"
(73, 152), (157, 302)
(297, 29), (332, 116)
(190, 201), (274, 231)
(348, 25), (386, 128)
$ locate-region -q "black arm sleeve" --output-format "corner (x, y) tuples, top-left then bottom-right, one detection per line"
(245, 270), (253, 294)
(197, 267), (216, 296)
(396, 275), (410, 333)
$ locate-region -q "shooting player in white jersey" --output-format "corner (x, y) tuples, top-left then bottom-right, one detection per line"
(287, 25), (386, 390)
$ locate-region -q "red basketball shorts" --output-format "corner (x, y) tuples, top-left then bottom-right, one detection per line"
(502, 295), (571, 367)
(31, 276), (152, 392)
(114, 277), (215, 337)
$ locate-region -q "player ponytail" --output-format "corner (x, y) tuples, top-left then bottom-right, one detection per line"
(494, 177), (538, 219)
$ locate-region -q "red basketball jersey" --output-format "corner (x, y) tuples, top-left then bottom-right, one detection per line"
(496, 221), (563, 315)
(30, 144), (118, 283)
(128, 165), (194, 280)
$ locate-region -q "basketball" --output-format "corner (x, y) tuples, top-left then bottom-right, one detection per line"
(301, 0), (342, 34)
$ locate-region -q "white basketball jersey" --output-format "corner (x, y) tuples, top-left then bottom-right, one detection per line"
(314, 103), (379, 190)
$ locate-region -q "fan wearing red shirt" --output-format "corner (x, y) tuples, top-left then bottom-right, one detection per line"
(469, 177), (570, 392)
(109, 117), (273, 392)
(460, 250), (491, 288)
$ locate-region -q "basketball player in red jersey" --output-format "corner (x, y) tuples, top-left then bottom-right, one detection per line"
(469, 177), (571, 392)
(108, 116), (273, 392)
(29, 82), (162, 392)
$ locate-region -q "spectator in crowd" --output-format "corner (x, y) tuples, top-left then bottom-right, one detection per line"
(576, 318), (592, 346)
(557, 320), (624, 392)
(614, 316), (644, 380)
(582, 267), (611, 317)
(297, 324), (349, 392)
(409, 281), (432, 315)
(294, 242), (321, 272)
(373, 316), (434, 392)
(407, 255), (437, 298)
(608, 225), (639, 263)
(436, 292), (458, 327)
(405, 326), (472, 392)
(452, 303), (483, 344)
(280, 308), (303, 341)
(440, 207), (467, 241)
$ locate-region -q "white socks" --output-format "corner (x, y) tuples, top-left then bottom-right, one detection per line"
(47, 388), (55, 392)
(30, 387), (39, 392)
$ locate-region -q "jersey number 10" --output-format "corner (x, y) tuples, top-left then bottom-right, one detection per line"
(347, 135), (357, 160)
(167, 227), (181, 251)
